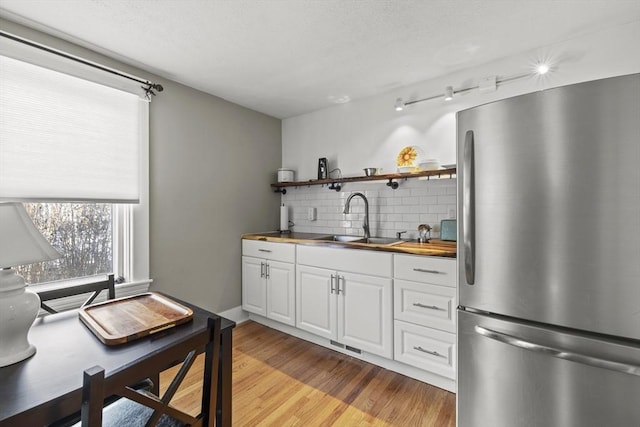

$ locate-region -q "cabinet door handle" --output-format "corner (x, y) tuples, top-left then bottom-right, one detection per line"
(413, 302), (444, 311)
(260, 262), (265, 278)
(330, 274), (336, 294)
(414, 346), (447, 358)
(412, 268), (443, 274)
(258, 249), (272, 253)
(337, 275), (345, 295)
(265, 262), (270, 279)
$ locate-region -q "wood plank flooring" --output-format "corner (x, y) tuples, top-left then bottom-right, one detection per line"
(160, 320), (456, 426)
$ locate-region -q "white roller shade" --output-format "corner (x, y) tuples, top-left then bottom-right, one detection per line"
(0, 55), (146, 203)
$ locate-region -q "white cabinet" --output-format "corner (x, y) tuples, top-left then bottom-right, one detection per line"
(394, 320), (456, 380)
(394, 280), (456, 333)
(242, 256), (268, 316)
(393, 254), (457, 379)
(242, 240), (295, 326)
(296, 265), (335, 338)
(296, 245), (393, 359)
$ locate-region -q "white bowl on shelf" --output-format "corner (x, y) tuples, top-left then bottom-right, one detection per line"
(419, 159), (440, 171)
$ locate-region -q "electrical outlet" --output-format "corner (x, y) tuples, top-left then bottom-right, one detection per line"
(308, 207), (317, 221)
(449, 209), (456, 218)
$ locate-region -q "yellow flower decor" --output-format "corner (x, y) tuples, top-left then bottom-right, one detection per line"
(397, 146), (418, 166)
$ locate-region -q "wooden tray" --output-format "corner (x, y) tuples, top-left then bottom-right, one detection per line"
(79, 292), (194, 345)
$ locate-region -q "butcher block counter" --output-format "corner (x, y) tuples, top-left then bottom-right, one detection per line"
(242, 231), (456, 258)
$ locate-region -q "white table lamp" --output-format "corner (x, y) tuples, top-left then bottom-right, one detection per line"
(0, 202), (60, 367)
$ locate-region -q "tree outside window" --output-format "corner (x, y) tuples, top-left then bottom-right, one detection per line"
(17, 203), (113, 285)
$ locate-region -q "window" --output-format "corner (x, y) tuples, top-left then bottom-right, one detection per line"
(17, 203), (113, 285)
(1, 33), (150, 288)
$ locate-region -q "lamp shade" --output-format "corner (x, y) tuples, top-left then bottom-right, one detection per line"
(0, 202), (60, 268)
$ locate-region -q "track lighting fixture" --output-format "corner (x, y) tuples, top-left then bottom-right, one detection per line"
(394, 62), (553, 110)
(444, 86), (454, 101)
(535, 63), (550, 75)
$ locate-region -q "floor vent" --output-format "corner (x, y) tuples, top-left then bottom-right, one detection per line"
(345, 345), (362, 354)
(330, 340), (344, 348)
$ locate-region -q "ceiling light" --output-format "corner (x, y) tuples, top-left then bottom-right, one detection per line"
(395, 98), (404, 111)
(328, 94), (351, 104)
(444, 86), (454, 101)
(394, 61), (558, 110)
(536, 63), (550, 75)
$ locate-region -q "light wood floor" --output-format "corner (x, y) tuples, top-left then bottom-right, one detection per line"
(160, 320), (456, 426)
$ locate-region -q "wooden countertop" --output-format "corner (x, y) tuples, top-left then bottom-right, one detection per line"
(242, 231), (457, 258)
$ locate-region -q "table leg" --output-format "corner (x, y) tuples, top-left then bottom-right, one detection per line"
(216, 327), (233, 427)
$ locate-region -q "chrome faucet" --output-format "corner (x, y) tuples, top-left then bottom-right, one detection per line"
(344, 192), (370, 239)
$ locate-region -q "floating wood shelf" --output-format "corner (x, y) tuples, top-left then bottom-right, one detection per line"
(271, 167), (456, 192)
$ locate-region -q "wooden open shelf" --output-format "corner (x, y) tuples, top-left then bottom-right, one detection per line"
(271, 167), (456, 192)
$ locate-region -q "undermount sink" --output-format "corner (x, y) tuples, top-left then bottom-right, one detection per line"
(363, 237), (403, 245)
(313, 235), (365, 243)
(313, 235), (402, 245)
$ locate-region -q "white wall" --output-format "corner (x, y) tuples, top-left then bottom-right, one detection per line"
(282, 21), (640, 180)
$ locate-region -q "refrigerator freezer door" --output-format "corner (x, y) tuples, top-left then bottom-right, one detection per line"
(457, 74), (640, 340)
(458, 310), (640, 427)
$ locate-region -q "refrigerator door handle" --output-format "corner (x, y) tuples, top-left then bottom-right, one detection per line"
(475, 325), (640, 376)
(463, 130), (475, 285)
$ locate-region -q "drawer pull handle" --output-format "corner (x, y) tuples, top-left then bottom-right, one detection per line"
(414, 346), (447, 358)
(413, 302), (444, 311)
(413, 268), (443, 274)
(258, 249), (272, 253)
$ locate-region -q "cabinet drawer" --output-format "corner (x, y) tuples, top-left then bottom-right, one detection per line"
(297, 245), (392, 277)
(394, 320), (456, 379)
(242, 240), (295, 263)
(394, 280), (456, 333)
(394, 254), (456, 287)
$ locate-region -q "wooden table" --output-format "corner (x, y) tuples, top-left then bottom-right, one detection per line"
(0, 294), (235, 426)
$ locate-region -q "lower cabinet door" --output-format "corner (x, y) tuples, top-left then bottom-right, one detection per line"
(394, 279), (456, 333)
(394, 320), (456, 379)
(296, 265), (336, 340)
(266, 260), (295, 326)
(242, 256), (266, 316)
(338, 272), (393, 358)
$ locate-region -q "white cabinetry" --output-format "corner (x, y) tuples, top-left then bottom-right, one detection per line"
(242, 240), (295, 325)
(296, 245), (393, 358)
(393, 254), (457, 380)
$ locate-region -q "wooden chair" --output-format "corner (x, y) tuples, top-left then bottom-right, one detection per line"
(37, 274), (116, 314)
(78, 316), (221, 427)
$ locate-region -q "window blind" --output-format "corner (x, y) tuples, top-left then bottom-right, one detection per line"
(0, 54), (146, 203)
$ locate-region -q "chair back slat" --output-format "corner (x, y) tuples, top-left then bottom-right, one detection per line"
(37, 274), (115, 314)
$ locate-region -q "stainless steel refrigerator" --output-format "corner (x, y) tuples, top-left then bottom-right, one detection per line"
(456, 74), (640, 426)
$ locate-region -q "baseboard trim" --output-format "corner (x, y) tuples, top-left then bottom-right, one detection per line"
(219, 306), (250, 324)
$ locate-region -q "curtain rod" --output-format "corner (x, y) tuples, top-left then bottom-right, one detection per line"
(0, 31), (163, 97)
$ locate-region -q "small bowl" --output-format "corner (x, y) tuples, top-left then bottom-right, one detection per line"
(419, 160), (440, 171)
(363, 168), (378, 176)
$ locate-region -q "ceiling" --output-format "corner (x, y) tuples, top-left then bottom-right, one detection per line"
(1, 0), (639, 119)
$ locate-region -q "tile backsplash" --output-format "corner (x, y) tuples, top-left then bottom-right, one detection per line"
(281, 177), (457, 240)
